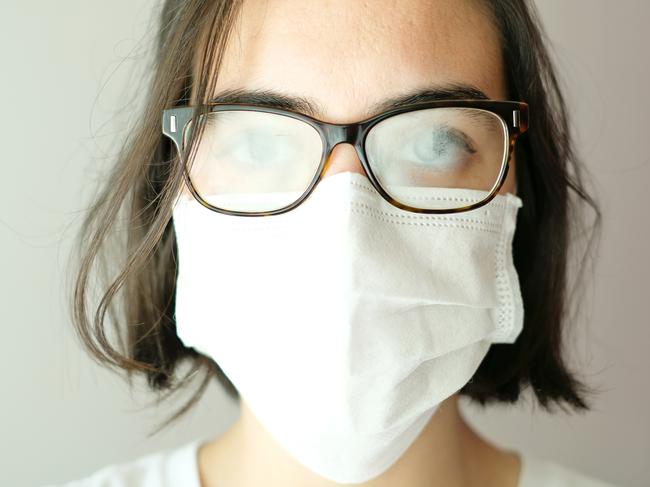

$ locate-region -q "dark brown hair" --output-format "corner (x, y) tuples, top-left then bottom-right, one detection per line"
(71, 0), (601, 436)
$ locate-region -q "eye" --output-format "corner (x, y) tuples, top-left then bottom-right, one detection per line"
(222, 131), (296, 167)
(241, 132), (281, 159)
(410, 125), (477, 171)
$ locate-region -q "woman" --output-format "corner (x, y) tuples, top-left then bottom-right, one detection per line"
(56, 0), (616, 486)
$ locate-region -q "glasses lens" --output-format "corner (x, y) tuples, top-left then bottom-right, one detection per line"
(365, 107), (508, 210)
(183, 110), (323, 212)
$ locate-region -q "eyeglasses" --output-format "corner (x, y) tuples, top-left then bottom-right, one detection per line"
(161, 99), (528, 216)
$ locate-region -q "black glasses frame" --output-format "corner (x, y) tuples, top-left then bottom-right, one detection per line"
(162, 99), (529, 216)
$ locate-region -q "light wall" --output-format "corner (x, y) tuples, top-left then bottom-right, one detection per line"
(0, 1), (647, 486)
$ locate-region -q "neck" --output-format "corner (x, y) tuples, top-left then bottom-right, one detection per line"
(198, 394), (521, 487)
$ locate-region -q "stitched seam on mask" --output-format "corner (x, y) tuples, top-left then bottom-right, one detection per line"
(350, 208), (499, 233)
(350, 201), (502, 228)
(350, 180), (511, 208)
(493, 208), (512, 339)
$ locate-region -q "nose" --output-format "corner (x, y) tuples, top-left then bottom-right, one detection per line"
(321, 143), (366, 178)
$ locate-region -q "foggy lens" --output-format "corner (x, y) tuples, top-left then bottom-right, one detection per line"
(183, 110), (323, 212)
(365, 107), (508, 210)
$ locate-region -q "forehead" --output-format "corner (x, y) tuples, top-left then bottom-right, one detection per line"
(206, 0), (505, 123)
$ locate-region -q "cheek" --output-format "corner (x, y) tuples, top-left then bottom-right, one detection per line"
(497, 151), (517, 195)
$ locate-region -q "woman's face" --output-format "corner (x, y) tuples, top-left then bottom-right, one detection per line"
(205, 0), (516, 195)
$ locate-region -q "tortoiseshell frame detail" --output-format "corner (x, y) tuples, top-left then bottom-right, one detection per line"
(162, 100), (529, 216)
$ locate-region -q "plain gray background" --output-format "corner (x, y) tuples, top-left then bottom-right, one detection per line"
(1, 1), (648, 486)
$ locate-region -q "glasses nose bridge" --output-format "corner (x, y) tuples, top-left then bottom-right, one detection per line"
(321, 121), (364, 159)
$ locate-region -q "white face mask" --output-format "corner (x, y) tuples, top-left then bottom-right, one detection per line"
(172, 171), (524, 484)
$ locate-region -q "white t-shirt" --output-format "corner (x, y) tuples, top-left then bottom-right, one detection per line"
(44, 438), (622, 487)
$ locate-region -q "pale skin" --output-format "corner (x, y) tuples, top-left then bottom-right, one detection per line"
(195, 0), (520, 485)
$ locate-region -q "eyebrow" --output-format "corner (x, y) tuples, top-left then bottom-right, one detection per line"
(207, 83), (490, 119)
